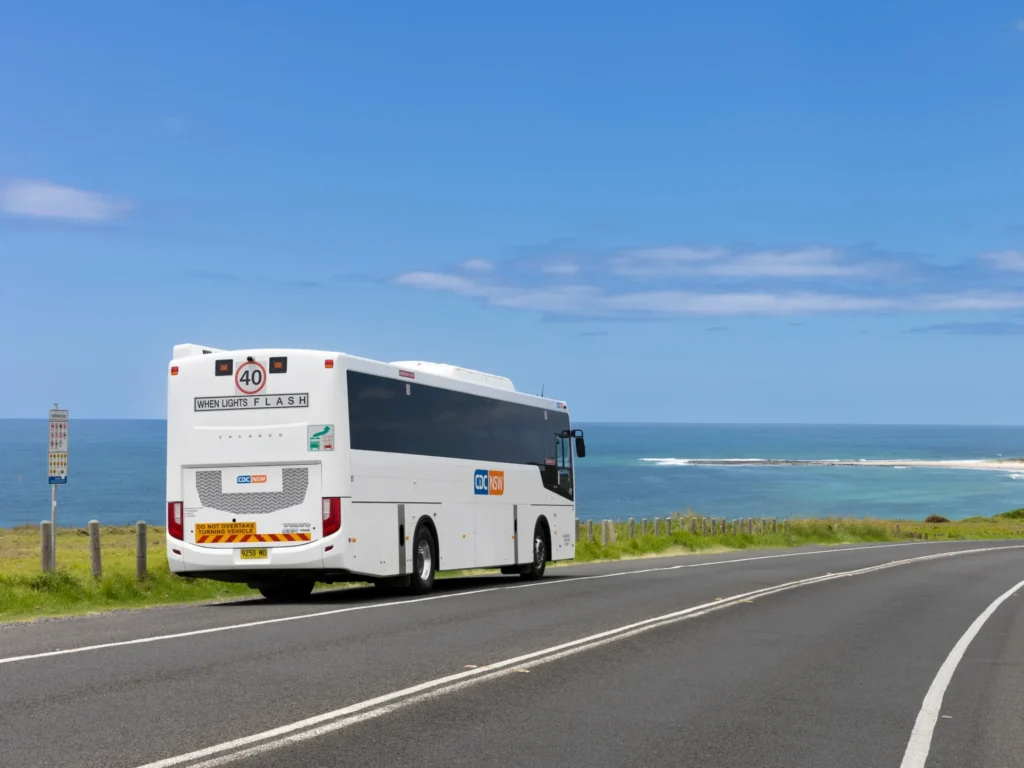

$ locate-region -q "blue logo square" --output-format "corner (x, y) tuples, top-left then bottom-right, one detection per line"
(473, 469), (489, 495)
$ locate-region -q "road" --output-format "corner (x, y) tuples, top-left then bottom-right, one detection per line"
(2, 540), (1024, 768)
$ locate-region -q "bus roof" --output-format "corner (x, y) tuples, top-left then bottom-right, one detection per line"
(171, 343), (567, 409)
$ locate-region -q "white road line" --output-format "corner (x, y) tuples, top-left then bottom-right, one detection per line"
(0, 541), (938, 666)
(136, 544), (1024, 768)
(899, 576), (1024, 768)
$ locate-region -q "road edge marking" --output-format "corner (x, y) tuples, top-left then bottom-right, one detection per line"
(899, 576), (1024, 768)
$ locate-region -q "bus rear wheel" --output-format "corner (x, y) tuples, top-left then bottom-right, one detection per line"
(258, 579), (314, 602)
(520, 525), (548, 581)
(410, 525), (437, 595)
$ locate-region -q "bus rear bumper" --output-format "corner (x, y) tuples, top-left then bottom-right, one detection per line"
(167, 538), (339, 577)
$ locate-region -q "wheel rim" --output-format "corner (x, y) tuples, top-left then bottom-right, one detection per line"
(416, 537), (433, 581)
(533, 534), (546, 568)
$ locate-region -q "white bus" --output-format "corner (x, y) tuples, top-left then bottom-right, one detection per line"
(166, 344), (586, 600)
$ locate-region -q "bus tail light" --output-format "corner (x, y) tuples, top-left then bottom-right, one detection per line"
(168, 501), (184, 540)
(322, 498), (341, 537)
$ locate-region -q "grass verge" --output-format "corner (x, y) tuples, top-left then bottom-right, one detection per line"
(3, 512), (1024, 622)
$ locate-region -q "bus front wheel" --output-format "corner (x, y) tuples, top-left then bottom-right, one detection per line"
(521, 524), (548, 581)
(410, 525), (437, 595)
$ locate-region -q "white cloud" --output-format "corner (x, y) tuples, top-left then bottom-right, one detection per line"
(460, 259), (494, 272)
(600, 290), (891, 315)
(705, 247), (870, 277)
(393, 270), (1024, 318)
(911, 292), (1024, 311)
(395, 272), (488, 295)
(610, 245), (876, 278)
(980, 250), (1024, 272)
(609, 246), (725, 276)
(541, 262), (580, 275)
(0, 178), (132, 222)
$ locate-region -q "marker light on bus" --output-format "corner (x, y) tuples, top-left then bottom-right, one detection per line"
(324, 360), (334, 369)
(322, 498), (341, 537)
(170, 366), (179, 376)
(270, 356), (287, 373)
(168, 501), (184, 540)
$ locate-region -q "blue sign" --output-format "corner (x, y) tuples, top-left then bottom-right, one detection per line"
(48, 476), (67, 485)
(473, 469), (489, 495)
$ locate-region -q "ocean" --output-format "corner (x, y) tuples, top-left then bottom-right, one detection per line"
(1, 420), (1022, 529)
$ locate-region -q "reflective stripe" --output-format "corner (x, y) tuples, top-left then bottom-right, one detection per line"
(195, 533), (313, 544)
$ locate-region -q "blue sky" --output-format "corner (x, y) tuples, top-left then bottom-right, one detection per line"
(2, 1), (1023, 423)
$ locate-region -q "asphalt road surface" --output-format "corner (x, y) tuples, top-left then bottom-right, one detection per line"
(3, 540), (1024, 768)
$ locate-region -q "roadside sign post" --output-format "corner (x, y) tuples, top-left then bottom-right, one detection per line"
(48, 403), (68, 570)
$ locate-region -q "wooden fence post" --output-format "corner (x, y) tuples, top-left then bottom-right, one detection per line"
(895, 524), (901, 537)
(587, 519), (594, 542)
(136, 521), (148, 580)
(772, 518), (778, 534)
(89, 519), (102, 579)
(601, 520), (608, 546)
(654, 518), (661, 536)
(701, 518), (707, 535)
(40, 521), (53, 573)
(666, 518), (673, 536)
(642, 518), (648, 536)
(628, 518), (636, 539)
(609, 520), (618, 543)
(689, 517), (696, 535)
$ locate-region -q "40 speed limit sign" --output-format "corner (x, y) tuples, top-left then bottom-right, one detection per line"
(235, 360), (267, 395)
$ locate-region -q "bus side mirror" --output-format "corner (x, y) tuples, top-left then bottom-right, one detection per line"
(575, 437), (586, 458)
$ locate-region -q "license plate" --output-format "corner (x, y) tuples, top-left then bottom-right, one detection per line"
(240, 548), (268, 560)
(196, 522), (257, 536)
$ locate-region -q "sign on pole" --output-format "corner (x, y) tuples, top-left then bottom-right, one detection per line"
(47, 404), (67, 571)
(48, 407), (69, 484)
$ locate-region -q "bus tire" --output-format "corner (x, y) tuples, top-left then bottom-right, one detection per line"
(410, 525), (437, 595)
(521, 523), (548, 581)
(258, 579), (314, 602)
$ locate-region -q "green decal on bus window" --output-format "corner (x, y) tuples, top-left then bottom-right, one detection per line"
(308, 425), (334, 451)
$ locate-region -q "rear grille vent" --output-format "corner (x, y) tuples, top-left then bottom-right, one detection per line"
(195, 468), (309, 514)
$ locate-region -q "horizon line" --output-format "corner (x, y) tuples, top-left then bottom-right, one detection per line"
(2, 417), (1024, 428)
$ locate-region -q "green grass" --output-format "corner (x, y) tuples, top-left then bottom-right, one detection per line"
(0, 525), (257, 620)
(571, 515), (898, 563)
(3, 512), (1024, 622)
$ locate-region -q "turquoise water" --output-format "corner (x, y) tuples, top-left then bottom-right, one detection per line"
(1, 420), (1022, 528)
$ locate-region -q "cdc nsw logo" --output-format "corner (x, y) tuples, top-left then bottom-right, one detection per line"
(474, 469), (505, 495)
